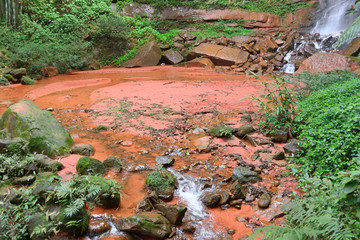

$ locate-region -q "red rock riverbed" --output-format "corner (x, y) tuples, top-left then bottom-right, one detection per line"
(0, 66), (300, 239)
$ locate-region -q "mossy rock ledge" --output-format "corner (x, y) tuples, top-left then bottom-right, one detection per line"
(112, 212), (172, 239)
(0, 99), (73, 157)
(76, 156), (106, 176)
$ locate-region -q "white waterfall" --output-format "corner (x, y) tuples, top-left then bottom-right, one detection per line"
(312, 0), (358, 36)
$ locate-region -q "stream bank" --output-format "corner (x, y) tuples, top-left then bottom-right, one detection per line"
(0, 66), (301, 239)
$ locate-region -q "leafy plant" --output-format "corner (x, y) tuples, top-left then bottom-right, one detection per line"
(146, 170), (175, 192)
(250, 76), (297, 134)
(291, 76), (360, 178)
(208, 124), (233, 138)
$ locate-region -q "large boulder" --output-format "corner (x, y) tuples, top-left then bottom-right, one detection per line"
(122, 41), (162, 68)
(232, 167), (262, 184)
(296, 53), (356, 74)
(153, 203), (187, 225)
(178, 57), (215, 69)
(70, 143), (94, 156)
(0, 100), (73, 157)
(200, 191), (221, 208)
(342, 37), (360, 56)
(188, 43), (249, 66)
(112, 212), (172, 239)
(162, 49), (184, 65)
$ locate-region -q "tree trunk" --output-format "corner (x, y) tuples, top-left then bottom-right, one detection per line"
(0, 0), (22, 26)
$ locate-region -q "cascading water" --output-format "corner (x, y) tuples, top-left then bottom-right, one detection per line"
(312, 0), (358, 36)
(282, 0), (358, 73)
(168, 169), (224, 240)
(87, 168), (226, 240)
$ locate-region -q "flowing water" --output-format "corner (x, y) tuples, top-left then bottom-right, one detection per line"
(282, 0), (359, 74)
(312, 0), (358, 36)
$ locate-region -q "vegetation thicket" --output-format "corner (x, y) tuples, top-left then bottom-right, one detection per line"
(249, 71), (360, 239)
(0, 0), (311, 77)
(119, 0), (309, 16)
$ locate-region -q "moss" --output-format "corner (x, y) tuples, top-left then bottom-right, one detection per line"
(4, 74), (16, 82)
(208, 124), (233, 138)
(76, 156), (106, 176)
(103, 156), (123, 171)
(0, 100), (74, 157)
(94, 125), (108, 132)
(146, 171), (175, 192)
(0, 76), (9, 86)
(20, 76), (36, 85)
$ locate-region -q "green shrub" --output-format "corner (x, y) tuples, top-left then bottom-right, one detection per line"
(0, 76), (9, 86)
(90, 15), (129, 59)
(292, 76), (360, 178)
(146, 171), (175, 192)
(291, 70), (357, 99)
(250, 76), (297, 134)
(10, 41), (90, 75)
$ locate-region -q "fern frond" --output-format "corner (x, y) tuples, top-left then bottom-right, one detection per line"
(333, 15), (360, 48)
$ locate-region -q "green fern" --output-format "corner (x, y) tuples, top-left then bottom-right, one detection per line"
(248, 171), (360, 240)
(333, 15), (360, 48)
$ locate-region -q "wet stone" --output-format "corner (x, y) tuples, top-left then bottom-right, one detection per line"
(183, 223), (196, 233)
(233, 125), (255, 138)
(230, 181), (246, 200)
(271, 130), (288, 143)
(232, 167), (262, 184)
(88, 217), (111, 236)
(70, 143), (94, 156)
(201, 191), (221, 208)
(241, 114), (252, 122)
(155, 156), (175, 167)
(230, 199), (243, 206)
(273, 151), (285, 160)
(218, 190), (230, 205)
(245, 193), (256, 202)
(258, 193), (271, 208)
(283, 140), (301, 155)
(221, 204), (230, 210)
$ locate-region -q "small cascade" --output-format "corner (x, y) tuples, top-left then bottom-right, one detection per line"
(86, 168), (226, 240)
(168, 169), (223, 240)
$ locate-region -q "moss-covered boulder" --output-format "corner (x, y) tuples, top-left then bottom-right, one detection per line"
(103, 156), (123, 172)
(33, 154), (65, 172)
(70, 143), (94, 156)
(146, 171), (175, 201)
(112, 212), (172, 239)
(73, 175), (121, 209)
(76, 157), (106, 176)
(0, 100), (73, 157)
